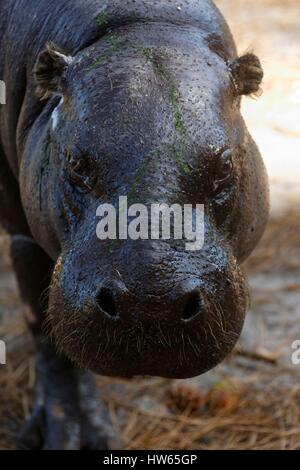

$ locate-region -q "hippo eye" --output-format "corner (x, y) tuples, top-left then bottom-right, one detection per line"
(65, 152), (95, 193)
(213, 149), (234, 193)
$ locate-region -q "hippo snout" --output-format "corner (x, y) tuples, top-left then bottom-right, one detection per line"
(48, 248), (247, 379)
(94, 279), (204, 324)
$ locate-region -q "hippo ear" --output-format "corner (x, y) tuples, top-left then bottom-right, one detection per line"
(229, 53), (264, 96)
(34, 42), (74, 100)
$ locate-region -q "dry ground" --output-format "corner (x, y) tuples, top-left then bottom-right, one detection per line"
(0, 0), (300, 450)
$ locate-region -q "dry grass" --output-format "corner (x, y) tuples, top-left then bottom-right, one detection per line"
(1, 350), (300, 450)
(103, 384), (300, 450)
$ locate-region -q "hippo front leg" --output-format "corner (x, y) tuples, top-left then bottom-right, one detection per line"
(10, 236), (112, 450)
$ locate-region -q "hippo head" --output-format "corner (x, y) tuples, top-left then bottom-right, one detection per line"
(21, 24), (269, 378)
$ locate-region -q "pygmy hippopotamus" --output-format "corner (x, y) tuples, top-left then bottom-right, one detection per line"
(0, 0), (269, 449)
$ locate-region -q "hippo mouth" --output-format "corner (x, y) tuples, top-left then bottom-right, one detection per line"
(46, 265), (247, 379)
(45, 309), (245, 378)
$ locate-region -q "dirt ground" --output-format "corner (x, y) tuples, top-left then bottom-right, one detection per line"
(1, 0), (300, 450)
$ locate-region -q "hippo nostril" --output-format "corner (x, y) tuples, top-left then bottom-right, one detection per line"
(96, 288), (118, 319)
(181, 290), (203, 322)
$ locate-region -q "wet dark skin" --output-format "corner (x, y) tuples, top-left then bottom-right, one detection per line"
(0, 0), (269, 450)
